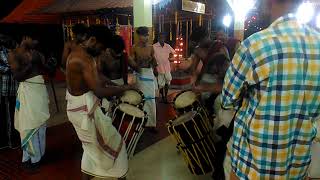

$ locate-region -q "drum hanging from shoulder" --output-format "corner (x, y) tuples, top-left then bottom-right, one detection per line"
(173, 90), (213, 126)
(119, 90), (145, 109)
(167, 110), (215, 175)
(112, 103), (147, 159)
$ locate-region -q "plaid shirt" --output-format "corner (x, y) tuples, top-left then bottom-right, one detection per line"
(0, 47), (18, 97)
(222, 14), (320, 179)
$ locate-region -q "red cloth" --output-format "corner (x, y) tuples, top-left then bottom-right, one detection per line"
(1, 0), (60, 24)
(203, 40), (225, 68)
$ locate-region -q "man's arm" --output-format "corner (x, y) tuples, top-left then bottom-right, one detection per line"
(128, 46), (139, 72)
(221, 45), (254, 109)
(81, 59), (132, 98)
(151, 47), (158, 67)
(168, 45), (176, 61)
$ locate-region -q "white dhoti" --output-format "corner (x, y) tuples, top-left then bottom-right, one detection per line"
(14, 75), (50, 163)
(66, 91), (128, 178)
(200, 73), (217, 101)
(136, 68), (157, 127)
(157, 72), (172, 88)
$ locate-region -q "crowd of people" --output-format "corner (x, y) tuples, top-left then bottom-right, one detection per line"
(0, 0), (320, 179)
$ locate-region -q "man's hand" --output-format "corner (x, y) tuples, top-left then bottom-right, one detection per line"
(192, 84), (202, 93)
(123, 84), (138, 91)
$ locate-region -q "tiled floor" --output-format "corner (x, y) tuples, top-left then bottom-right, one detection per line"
(125, 137), (212, 180)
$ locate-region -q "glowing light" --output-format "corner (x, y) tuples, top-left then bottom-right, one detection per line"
(296, 2), (314, 24)
(223, 14), (232, 27)
(229, 0), (255, 21)
(180, 43), (183, 46)
(316, 14), (320, 28)
(174, 54), (178, 57)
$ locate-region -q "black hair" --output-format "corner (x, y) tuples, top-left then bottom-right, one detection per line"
(88, 25), (112, 48)
(136, 26), (149, 36)
(110, 35), (125, 54)
(190, 27), (208, 43)
(72, 23), (88, 36)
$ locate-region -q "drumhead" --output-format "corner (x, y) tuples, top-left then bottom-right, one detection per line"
(120, 90), (143, 105)
(118, 103), (145, 118)
(171, 111), (197, 126)
(174, 91), (197, 109)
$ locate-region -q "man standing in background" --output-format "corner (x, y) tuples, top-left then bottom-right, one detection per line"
(153, 33), (175, 103)
(215, 27), (240, 59)
(0, 34), (20, 149)
(222, 0), (320, 179)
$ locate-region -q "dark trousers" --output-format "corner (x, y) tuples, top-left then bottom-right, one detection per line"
(0, 96), (20, 148)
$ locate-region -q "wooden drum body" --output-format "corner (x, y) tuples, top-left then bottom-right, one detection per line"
(173, 90), (213, 127)
(168, 111), (215, 175)
(112, 103), (147, 159)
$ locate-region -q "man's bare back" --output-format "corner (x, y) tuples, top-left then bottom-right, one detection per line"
(66, 46), (133, 98)
(66, 46), (98, 96)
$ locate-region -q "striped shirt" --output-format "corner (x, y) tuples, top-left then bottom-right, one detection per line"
(0, 47), (18, 97)
(221, 14), (320, 179)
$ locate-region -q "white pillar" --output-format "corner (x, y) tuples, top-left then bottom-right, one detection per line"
(133, 0), (153, 43)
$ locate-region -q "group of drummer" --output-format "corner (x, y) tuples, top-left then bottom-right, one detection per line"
(62, 23), (236, 180)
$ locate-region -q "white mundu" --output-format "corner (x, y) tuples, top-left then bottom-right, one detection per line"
(66, 91), (128, 178)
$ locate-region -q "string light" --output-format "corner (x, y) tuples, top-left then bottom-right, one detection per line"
(174, 35), (184, 64)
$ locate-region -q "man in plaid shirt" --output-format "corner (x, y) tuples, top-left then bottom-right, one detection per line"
(222, 0), (320, 179)
(0, 35), (19, 149)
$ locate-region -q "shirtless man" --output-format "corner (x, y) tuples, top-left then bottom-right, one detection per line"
(129, 26), (158, 132)
(66, 25), (132, 180)
(97, 35), (128, 86)
(61, 23), (88, 71)
(8, 37), (50, 171)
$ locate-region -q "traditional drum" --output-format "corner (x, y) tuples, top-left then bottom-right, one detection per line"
(112, 103), (147, 158)
(167, 110), (215, 175)
(119, 89), (144, 108)
(173, 90), (212, 126)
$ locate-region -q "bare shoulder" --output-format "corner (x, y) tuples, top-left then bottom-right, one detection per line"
(67, 50), (90, 70)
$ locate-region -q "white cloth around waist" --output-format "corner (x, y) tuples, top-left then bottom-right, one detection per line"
(15, 75), (50, 132)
